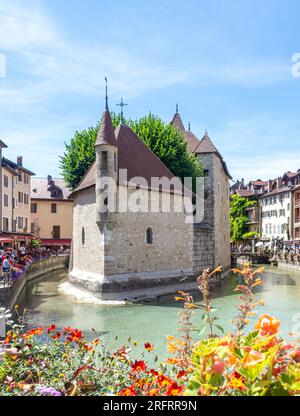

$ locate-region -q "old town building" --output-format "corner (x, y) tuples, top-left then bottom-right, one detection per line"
(0, 140), (35, 246)
(64, 99), (231, 302)
(31, 176), (73, 247)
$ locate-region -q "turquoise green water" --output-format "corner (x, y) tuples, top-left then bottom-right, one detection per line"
(19, 266), (300, 358)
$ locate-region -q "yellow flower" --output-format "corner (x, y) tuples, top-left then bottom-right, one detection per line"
(133, 341), (138, 347)
(59, 373), (64, 379)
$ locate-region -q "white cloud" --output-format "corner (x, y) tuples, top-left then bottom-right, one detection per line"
(0, 0), (57, 50)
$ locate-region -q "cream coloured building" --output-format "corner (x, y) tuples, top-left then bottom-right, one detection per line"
(1, 154), (34, 241)
(31, 176), (73, 247)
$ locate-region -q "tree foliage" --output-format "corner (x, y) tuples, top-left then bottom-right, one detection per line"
(230, 194), (256, 242)
(59, 112), (203, 190)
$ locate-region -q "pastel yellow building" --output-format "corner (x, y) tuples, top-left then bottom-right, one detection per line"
(31, 176), (73, 247)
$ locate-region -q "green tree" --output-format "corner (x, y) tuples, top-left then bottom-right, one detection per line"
(59, 112), (203, 190)
(230, 194), (256, 242)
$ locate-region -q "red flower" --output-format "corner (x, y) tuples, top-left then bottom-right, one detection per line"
(166, 381), (184, 396)
(148, 368), (159, 377)
(144, 342), (154, 351)
(130, 360), (147, 373)
(47, 324), (56, 334)
(52, 331), (61, 340)
(177, 370), (187, 379)
(67, 329), (84, 343)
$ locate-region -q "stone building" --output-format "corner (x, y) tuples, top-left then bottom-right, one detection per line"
(171, 110), (231, 274)
(64, 101), (231, 302)
(31, 176), (73, 247)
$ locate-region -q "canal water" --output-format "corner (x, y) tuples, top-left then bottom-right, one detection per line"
(18, 266), (300, 359)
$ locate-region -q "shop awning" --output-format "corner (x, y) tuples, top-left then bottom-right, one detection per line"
(3, 233), (36, 241)
(0, 234), (14, 243)
(41, 239), (72, 246)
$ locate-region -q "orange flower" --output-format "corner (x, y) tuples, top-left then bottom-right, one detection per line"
(120, 386), (137, 396)
(210, 266), (222, 276)
(174, 296), (185, 301)
(185, 303), (199, 309)
(251, 278), (263, 288)
(166, 357), (180, 365)
(144, 342), (154, 352)
(255, 314), (280, 336)
(167, 342), (179, 354)
(230, 377), (247, 391)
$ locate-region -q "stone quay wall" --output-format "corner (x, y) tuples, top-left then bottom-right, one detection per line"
(0, 256), (69, 310)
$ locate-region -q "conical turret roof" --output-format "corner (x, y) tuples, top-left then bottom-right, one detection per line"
(95, 110), (117, 147)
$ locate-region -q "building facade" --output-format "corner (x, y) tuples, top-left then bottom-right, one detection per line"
(66, 101), (231, 302)
(0, 150), (35, 245)
(31, 176), (73, 247)
(231, 170), (300, 247)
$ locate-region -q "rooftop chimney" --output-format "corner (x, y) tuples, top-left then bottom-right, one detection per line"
(268, 179), (273, 193)
(277, 177), (282, 189)
(47, 175), (53, 185)
(17, 156), (23, 167)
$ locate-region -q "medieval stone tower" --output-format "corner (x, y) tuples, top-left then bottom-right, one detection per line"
(171, 110), (231, 274)
(95, 107), (118, 276)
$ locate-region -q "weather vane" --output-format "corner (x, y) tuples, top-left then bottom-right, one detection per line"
(117, 98), (128, 123)
(176, 103), (179, 113)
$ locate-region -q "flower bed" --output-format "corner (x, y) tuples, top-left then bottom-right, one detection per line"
(1, 265), (300, 396)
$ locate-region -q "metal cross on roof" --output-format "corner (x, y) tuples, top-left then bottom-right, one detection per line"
(116, 98), (128, 123)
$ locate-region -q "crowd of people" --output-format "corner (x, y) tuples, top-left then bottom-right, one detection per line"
(0, 245), (70, 285)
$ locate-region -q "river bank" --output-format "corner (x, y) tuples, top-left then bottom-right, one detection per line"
(0, 255), (69, 310)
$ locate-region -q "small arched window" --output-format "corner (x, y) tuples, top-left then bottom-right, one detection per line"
(82, 227), (85, 246)
(146, 227), (153, 244)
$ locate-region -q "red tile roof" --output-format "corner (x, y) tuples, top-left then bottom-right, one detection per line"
(31, 178), (72, 200)
(171, 112), (185, 131)
(95, 110), (117, 147)
(252, 180), (268, 186)
(171, 112), (200, 152)
(72, 123), (190, 196)
(182, 131), (200, 153)
(236, 189), (255, 197)
(194, 133), (219, 155)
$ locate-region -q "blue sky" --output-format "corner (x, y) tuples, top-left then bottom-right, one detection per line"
(0, 0), (300, 182)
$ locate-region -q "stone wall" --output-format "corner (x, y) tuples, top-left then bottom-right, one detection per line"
(0, 256), (69, 310)
(71, 185), (194, 286)
(195, 153), (231, 273)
